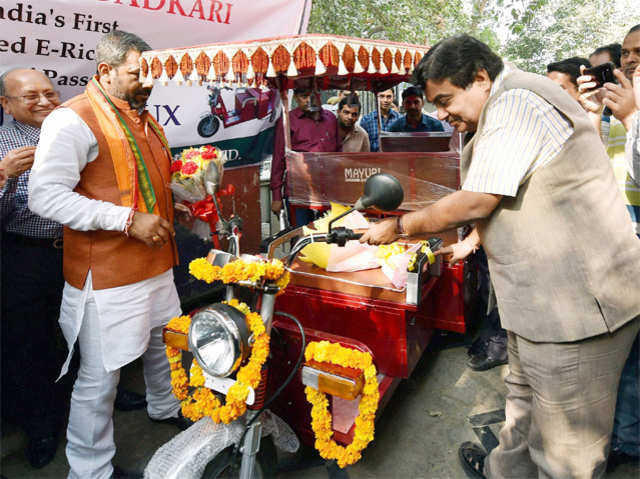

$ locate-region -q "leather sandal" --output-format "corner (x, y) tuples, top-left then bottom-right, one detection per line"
(458, 441), (487, 479)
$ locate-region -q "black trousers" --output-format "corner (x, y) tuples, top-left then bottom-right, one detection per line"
(1, 233), (68, 437)
(473, 247), (506, 343)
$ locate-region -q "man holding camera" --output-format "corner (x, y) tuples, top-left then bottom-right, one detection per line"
(579, 24), (640, 471)
(546, 57), (592, 103)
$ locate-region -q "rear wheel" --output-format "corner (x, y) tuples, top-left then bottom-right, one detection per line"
(198, 114), (221, 138)
(200, 435), (277, 479)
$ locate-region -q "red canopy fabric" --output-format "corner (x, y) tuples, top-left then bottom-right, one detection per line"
(140, 34), (430, 91)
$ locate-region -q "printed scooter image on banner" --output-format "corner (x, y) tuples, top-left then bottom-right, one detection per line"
(0, 0), (310, 151)
(197, 86), (278, 139)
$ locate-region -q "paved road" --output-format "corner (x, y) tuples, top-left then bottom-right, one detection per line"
(2, 335), (638, 478)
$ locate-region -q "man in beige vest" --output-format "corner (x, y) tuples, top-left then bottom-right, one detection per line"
(361, 34), (640, 478)
(29, 31), (190, 479)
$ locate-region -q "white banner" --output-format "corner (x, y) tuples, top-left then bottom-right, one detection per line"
(0, 0), (310, 157)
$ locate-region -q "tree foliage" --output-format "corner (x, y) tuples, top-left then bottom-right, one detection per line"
(308, 0), (640, 74)
(501, 0), (640, 72)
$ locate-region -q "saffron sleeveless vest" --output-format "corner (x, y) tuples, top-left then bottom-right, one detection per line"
(62, 93), (178, 290)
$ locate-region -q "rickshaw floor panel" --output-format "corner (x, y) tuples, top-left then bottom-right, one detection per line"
(274, 281), (461, 379)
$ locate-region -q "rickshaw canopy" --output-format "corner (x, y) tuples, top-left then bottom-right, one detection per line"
(139, 34), (430, 92)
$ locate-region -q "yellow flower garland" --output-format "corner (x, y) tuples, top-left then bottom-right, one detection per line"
(189, 257), (290, 289)
(304, 341), (380, 468)
(165, 298), (270, 424)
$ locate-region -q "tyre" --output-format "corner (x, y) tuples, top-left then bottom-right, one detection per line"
(200, 435), (277, 479)
(198, 115), (221, 138)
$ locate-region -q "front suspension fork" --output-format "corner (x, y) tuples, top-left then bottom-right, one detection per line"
(239, 416), (262, 479)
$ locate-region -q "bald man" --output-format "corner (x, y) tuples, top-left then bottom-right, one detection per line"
(0, 68), (66, 469)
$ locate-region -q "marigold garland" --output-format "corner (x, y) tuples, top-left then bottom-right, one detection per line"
(164, 298), (270, 424)
(188, 257), (289, 294)
(304, 341), (380, 468)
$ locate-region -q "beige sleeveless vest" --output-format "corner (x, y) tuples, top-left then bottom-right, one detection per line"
(461, 70), (640, 342)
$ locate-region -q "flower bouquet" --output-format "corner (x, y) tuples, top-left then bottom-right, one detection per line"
(170, 145), (226, 203)
(170, 145), (233, 241)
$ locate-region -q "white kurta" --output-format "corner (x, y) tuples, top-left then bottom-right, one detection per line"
(29, 107), (180, 374)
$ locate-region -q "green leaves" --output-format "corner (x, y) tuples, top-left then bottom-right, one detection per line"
(308, 0), (640, 76)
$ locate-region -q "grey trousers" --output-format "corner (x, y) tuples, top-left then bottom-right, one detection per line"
(485, 316), (640, 479)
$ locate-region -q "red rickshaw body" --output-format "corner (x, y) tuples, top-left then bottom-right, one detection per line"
(141, 34), (471, 451)
(272, 142), (466, 446)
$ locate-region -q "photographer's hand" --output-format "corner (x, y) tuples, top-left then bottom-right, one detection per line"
(577, 65), (606, 132)
(634, 65), (640, 110)
(604, 69), (638, 130)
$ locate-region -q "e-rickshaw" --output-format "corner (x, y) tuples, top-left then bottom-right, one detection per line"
(139, 35), (473, 479)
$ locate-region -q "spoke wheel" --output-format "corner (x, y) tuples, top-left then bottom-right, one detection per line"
(200, 436), (277, 479)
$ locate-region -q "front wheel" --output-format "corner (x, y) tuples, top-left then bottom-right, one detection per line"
(198, 114), (221, 138)
(201, 435), (277, 479)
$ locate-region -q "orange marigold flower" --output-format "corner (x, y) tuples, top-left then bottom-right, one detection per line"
(304, 341), (379, 468)
(165, 292), (270, 425)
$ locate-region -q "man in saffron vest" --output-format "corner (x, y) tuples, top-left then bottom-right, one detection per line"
(361, 34), (640, 478)
(29, 31), (189, 479)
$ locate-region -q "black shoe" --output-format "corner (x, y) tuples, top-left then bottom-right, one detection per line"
(467, 351), (508, 371)
(467, 337), (489, 357)
(26, 434), (58, 469)
(459, 442), (487, 479)
(114, 388), (147, 412)
(112, 465), (143, 479)
(149, 411), (194, 430)
(607, 448), (640, 472)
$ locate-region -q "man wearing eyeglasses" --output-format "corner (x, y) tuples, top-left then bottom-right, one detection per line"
(0, 68), (65, 469)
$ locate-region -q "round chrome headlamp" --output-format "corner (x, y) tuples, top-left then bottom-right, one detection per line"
(188, 304), (250, 378)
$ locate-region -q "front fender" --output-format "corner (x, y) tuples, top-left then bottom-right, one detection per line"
(144, 411), (298, 479)
(144, 417), (244, 479)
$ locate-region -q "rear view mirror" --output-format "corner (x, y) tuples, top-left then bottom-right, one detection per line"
(354, 173), (404, 211)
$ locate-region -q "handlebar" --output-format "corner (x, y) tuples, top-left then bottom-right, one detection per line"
(286, 227), (362, 266)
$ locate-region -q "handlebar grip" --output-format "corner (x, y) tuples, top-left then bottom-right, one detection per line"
(348, 231), (363, 240)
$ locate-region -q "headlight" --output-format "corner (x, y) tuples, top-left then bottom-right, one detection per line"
(188, 304), (250, 378)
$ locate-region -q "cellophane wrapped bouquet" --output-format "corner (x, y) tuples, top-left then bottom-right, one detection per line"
(170, 145), (228, 239)
(170, 145), (226, 203)
(299, 204), (423, 289)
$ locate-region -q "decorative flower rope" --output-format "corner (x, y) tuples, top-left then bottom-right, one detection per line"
(165, 298), (270, 424)
(304, 341), (380, 468)
(189, 257), (290, 292)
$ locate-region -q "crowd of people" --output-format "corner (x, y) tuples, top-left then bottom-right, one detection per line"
(0, 22), (639, 479)
(269, 85), (446, 223)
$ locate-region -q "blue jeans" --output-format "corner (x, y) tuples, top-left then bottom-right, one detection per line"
(611, 331), (640, 456)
